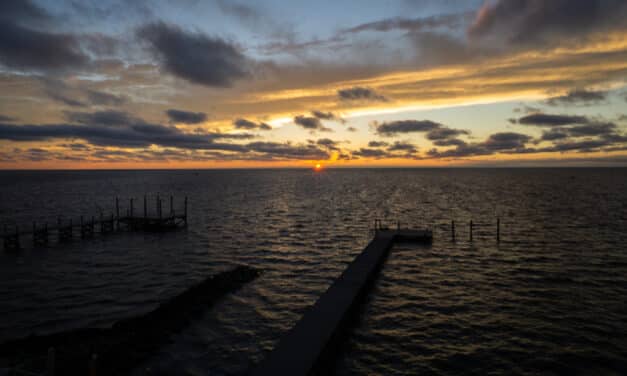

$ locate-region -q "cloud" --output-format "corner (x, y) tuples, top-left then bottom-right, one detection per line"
(0, 2), (89, 72)
(233, 118), (271, 130)
(483, 132), (532, 150)
(387, 141), (418, 153)
(517, 113), (589, 127)
(0, 0), (50, 25)
(546, 89), (608, 106)
(294, 115), (332, 132)
(368, 141), (389, 147)
(468, 0), (627, 47)
(138, 22), (250, 87)
(86, 90), (127, 106)
(310, 110), (344, 123)
(247, 141), (329, 160)
(427, 132), (533, 158)
(426, 127), (470, 140)
(0, 111), (253, 151)
(539, 122), (618, 141)
(166, 109), (208, 124)
(337, 87), (387, 102)
(316, 138), (339, 149)
(47, 92), (87, 107)
(342, 13), (470, 34)
(352, 148), (389, 158)
(376, 120), (442, 136)
(0, 115), (16, 122)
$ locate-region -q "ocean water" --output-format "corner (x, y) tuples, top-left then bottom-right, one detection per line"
(0, 169), (626, 375)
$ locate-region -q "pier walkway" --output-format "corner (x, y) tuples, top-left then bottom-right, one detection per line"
(252, 225), (432, 376)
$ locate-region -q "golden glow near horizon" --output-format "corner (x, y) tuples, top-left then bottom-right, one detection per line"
(1, 2), (627, 168)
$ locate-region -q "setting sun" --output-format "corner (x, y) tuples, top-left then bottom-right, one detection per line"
(314, 163), (322, 171)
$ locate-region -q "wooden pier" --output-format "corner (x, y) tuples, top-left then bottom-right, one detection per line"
(2, 195), (188, 251)
(252, 221), (432, 376)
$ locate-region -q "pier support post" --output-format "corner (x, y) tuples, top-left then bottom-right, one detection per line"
(451, 220), (455, 241)
(46, 347), (55, 376)
(469, 220), (473, 242)
(156, 195), (161, 219)
(115, 197), (120, 231)
(184, 196), (188, 225)
(496, 217), (500, 243)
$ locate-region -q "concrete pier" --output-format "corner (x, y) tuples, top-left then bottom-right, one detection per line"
(252, 227), (431, 376)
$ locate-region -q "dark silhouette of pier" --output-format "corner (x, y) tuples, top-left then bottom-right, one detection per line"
(2, 195), (188, 251)
(252, 221), (432, 376)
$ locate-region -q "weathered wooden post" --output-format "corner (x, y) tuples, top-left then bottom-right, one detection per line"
(184, 196), (188, 225)
(156, 195), (161, 220)
(496, 217), (500, 243)
(451, 220), (455, 241)
(469, 220), (473, 242)
(46, 347), (55, 376)
(115, 197), (120, 231)
(89, 353), (98, 376)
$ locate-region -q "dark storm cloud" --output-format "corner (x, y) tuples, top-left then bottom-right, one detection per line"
(0, 16), (89, 72)
(138, 22), (249, 87)
(294, 115), (332, 132)
(233, 118), (272, 130)
(517, 113), (589, 127)
(86, 90), (127, 107)
(546, 89), (608, 106)
(376, 120), (442, 136)
(342, 13), (470, 34)
(337, 87), (387, 102)
(468, 0), (627, 46)
(166, 109), (208, 124)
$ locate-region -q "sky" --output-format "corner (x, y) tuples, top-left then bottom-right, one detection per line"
(1, 0), (627, 169)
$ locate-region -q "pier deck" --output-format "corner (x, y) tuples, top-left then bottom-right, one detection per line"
(253, 228), (431, 376)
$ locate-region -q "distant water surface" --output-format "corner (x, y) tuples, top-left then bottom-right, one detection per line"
(0, 169), (626, 375)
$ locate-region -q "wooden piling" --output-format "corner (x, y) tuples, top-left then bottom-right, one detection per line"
(497, 217), (500, 243)
(184, 196), (188, 224)
(451, 220), (455, 241)
(46, 347), (55, 376)
(469, 220), (473, 242)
